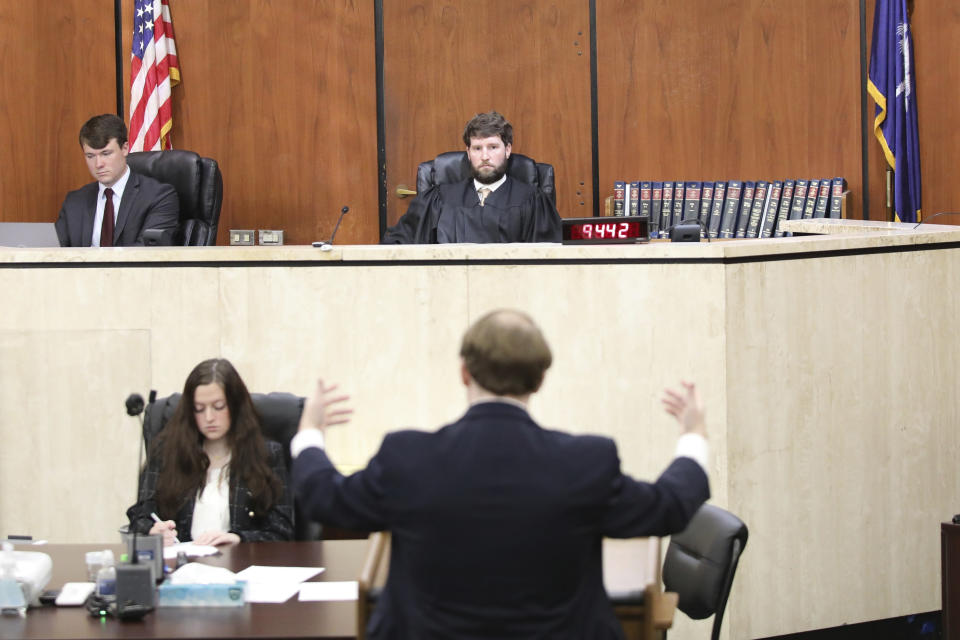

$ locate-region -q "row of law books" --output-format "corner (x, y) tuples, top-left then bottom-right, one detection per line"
(611, 178), (847, 239)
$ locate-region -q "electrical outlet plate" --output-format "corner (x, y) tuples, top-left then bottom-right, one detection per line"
(258, 230), (284, 246)
(229, 230), (255, 246)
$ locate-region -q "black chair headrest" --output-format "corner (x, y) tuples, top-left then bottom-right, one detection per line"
(415, 151), (555, 206)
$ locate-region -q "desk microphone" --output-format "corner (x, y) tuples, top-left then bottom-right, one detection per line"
(312, 206), (350, 251)
(912, 212), (958, 229)
(116, 392), (155, 620)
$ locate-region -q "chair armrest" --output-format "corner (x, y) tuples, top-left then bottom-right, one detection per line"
(649, 586), (678, 630)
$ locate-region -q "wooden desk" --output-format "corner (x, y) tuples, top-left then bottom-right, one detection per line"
(3, 538), (663, 640)
(1, 541), (368, 639)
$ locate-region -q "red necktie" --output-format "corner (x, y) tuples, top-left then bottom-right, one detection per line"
(101, 188), (115, 247)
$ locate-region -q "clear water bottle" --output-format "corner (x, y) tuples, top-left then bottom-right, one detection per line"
(95, 549), (117, 603)
(0, 542), (27, 616)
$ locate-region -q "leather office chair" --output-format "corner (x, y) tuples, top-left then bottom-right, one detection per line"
(142, 391), (321, 541)
(661, 504), (749, 640)
(125, 150), (224, 246)
(415, 151), (557, 208)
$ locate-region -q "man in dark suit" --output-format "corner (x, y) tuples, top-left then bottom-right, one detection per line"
(381, 111), (562, 244)
(55, 114), (179, 247)
(291, 309), (710, 639)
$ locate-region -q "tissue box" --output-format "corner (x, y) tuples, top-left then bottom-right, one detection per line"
(157, 581), (246, 607)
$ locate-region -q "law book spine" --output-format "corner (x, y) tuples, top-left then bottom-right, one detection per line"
(774, 179), (795, 237)
(802, 179), (820, 219)
(629, 181), (640, 217)
(735, 181), (755, 238)
(661, 181), (674, 234)
(698, 182), (714, 235)
(651, 182), (663, 237)
(814, 178), (831, 218)
(789, 179), (808, 221)
(639, 181), (653, 228)
(684, 181), (702, 223)
(671, 181), (685, 231)
(760, 180), (783, 238)
(718, 181), (742, 238)
(613, 181), (626, 217)
(707, 181), (726, 238)
(746, 181), (769, 237)
(829, 177), (846, 218)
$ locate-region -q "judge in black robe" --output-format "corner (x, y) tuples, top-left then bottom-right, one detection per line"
(382, 175), (562, 244)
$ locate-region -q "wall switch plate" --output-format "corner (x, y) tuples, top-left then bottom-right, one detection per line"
(229, 230), (255, 246)
(258, 230), (284, 246)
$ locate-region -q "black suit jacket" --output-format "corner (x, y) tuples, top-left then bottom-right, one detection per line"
(293, 402), (709, 639)
(127, 440), (295, 542)
(55, 170), (180, 247)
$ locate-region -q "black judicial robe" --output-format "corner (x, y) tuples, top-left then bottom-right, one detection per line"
(381, 176), (562, 244)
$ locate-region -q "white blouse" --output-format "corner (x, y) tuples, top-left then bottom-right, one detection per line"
(191, 464), (230, 540)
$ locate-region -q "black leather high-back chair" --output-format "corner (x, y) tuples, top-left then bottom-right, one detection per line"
(126, 150), (223, 246)
(662, 504), (748, 640)
(415, 151), (557, 207)
(143, 391), (320, 540)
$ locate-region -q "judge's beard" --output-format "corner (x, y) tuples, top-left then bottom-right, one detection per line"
(472, 161), (507, 185)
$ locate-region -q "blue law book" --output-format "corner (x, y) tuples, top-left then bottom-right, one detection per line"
(734, 181), (755, 238)
(745, 181), (769, 238)
(628, 181), (640, 217)
(683, 181), (702, 223)
(718, 181), (742, 238)
(671, 181), (685, 231)
(707, 181), (726, 238)
(651, 182), (664, 237)
(698, 182), (714, 234)
(814, 179), (831, 218)
(660, 181), (674, 234)
(789, 179), (808, 221)
(829, 177), (846, 218)
(760, 180), (783, 238)
(638, 181), (653, 224)
(802, 179), (820, 219)
(774, 179), (795, 237)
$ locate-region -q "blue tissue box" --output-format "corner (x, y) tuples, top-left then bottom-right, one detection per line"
(157, 580), (246, 607)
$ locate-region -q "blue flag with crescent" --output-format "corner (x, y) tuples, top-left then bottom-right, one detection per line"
(867, 0), (921, 223)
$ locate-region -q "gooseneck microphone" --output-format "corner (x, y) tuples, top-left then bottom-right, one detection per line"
(312, 206), (350, 251)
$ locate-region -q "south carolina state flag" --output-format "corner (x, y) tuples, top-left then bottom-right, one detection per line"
(867, 0), (921, 223)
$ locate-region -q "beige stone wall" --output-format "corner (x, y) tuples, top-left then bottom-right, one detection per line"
(1, 222), (958, 638)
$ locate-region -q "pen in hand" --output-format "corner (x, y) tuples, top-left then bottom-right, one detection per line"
(151, 511), (180, 544)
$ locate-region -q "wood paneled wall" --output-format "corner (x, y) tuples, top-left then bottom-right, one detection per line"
(0, 1), (116, 224)
(121, 0), (380, 245)
(1, 1), (959, 238)
(382, 1), (593, 225)
(598, 0), (864, 219)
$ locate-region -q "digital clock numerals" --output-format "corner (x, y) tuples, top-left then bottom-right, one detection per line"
(573, 222), (637, 240)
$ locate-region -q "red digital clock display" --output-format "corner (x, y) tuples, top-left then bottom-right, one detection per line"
(561, 216), (649, 244)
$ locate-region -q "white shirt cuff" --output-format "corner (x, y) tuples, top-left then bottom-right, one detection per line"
(675, 433), (709, 474)
(290, 429), (326, 458)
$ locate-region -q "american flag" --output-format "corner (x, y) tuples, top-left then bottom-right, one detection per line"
(130, 0), (180, 151)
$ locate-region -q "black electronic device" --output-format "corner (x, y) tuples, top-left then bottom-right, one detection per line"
(312, 206), (350, 250)
(141, 228), (176, 246)
(560, 216), (649, 245)
(116, 563), (155, 620)
(670, 220), (703, 242)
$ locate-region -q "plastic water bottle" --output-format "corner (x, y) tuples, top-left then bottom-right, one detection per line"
(0, 542), (27, 616)
(95, 550), (117, 603)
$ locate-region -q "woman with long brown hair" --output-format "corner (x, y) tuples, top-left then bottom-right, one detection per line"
(127, 358), (293, 545)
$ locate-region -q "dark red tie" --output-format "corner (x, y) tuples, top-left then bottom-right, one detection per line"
(101, 188), (114, 247)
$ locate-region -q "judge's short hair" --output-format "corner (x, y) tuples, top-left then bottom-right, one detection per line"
(79, 114), (128, 149)
(460, 309), (552, 396)
(462, 111), (514, 147)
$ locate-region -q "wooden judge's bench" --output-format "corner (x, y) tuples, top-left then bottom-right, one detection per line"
(2, 218), (959, 639)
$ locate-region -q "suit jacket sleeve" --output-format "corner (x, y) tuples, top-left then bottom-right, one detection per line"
(601, 453), (710, 538)
(292, 439), (391, 532)
(126, 452), (163, 535)
(131, 182), (180, 246)
(230, 441), (296, 542)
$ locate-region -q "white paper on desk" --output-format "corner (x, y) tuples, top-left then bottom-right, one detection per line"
(163, 542), (219, 560)
(298, 581), (359, 602)
(244, 581), (301, 604)
(169, 563), (237, 585)
(234, 565), (324, 584)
